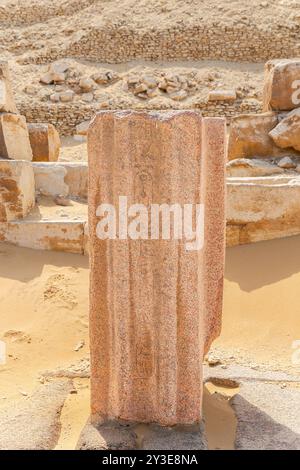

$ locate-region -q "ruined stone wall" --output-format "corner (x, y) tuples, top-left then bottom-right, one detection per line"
(0, 0), (96, 25)
(18, 25), (299, 65)
(18, 100), (261, 135)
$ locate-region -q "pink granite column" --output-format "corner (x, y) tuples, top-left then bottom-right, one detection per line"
(88, 111), (226, 426)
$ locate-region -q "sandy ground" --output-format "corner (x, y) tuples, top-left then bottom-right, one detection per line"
(0, 235), (300, 449)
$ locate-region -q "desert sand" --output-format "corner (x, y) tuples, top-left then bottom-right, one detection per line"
(1, 235), (299, 449)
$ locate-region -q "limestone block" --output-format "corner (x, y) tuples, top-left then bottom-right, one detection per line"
(263, 59), (300, 112)
(226, 175), (300, 245)
(208, 89), (236, 102)
(88, 110), (226, 426)
(228, 112), (287, 160)
(0, 114), (33, 161)
(0, 61), (18, 114)
(0, 159), (35, 222)
(269, 109), (300, 152)
(0, 219), (85, 254)
(28, 123), (60, 162)
(32, 162), (68, 197)
(32, 162), (88, 199)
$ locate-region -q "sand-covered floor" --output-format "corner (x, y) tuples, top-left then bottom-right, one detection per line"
(0, 235), (300, 449)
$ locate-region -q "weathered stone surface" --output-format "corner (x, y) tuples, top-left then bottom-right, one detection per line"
(76, 421), (137, 450)
(0, 219), (85, 254)
(140, 424), (207, 450)
(89, 110), (226, 425)
(208, 89), (236, 102)
(232, 382), (300, 450)
(28, 123), (60, 162)
(277, 156), (297, 169)
(263, 59), (300, 112)
(226, 175), (300, 246)
(0, 114), (33, 161)
(0, 61), (18, 114)
(0, 380), (72, 450)
(227, 112), (285, 160)
(226, 158), (284, 177)
(0, 159), (35, 222)
(269, 109), (300, 152)
(32, 162), (68, 196)
(32, 162), (87, 199)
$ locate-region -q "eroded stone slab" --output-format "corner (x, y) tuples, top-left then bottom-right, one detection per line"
(88, 110), (226, 426)
(28, 123), (60, 162)
(0, 380), (72, 450)
(0, 113), (33, 161)
(0, 159), (35, 222)
(76, 421), (137, 450)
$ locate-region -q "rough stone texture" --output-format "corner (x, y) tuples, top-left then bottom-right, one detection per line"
(0, 113), (33, 161)
(63, 162), (88, 200)
(77, 421), (137, 450)
(227, 112), (285, 160)
(0, 159), (35, 222)
(0, 219), (86, 254)
(270, 109), (300, 152)
(28, 123), (60, 162)
(32, 161), (88, 199)
(32, 162), (68, 196)
(226, 158), (284, 177)
(89, 110), (226, 426)
(0, 380), (72, 450)
(208, 89), (236, 102)
(263, 59), (300, 112)
(140, 424), (207, 450)
(0, 61), (18, 114)
(232, 382), (300, 450)
(227, 175), (300, 246)
(18, 99), (262, 136)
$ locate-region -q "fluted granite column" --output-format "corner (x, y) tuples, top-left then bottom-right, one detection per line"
(88, 110), (226, 426)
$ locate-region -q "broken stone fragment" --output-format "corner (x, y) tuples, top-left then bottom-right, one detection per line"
(28, 123), (60, 162)
(269, 109), (300, 152)
(58, 90), (74, 102)
(263, 59), (300, 111)
(0, 159), (35, 222)
(141, 75), (157, 89)
(208, 89), (237, 102)
(276, 156), (296, 169)
(81, 92), (94, 103)
(228, 112), (285, 160)
(92, 71), (119, 85)
(0, 61), (18, 113)
(0, 113), (33, 161)
(40, 71), (65, 85)
(79, 77), (94, 92)
(76, 120), (90, 136)
(170, 89), (188, 101)
(49, 61), (69, 75)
